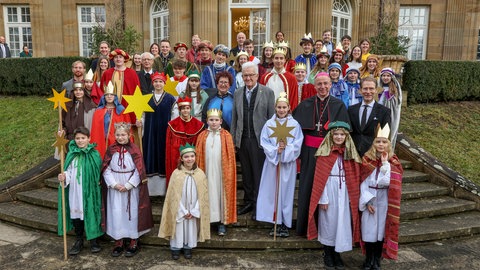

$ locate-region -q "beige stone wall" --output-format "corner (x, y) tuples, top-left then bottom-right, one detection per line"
(0, 0), (477, 60)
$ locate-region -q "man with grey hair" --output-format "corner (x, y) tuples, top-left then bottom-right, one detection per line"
(0, 36), (11, 58)
(137, 52), (156, 94)
(231, 61), (275, 220)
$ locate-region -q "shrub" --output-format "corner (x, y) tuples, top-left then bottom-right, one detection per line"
(0, 57), (91, 96)
(403, 60), (480, 104)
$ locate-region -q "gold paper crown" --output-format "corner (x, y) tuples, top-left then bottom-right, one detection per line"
(376, 123), (390, 139)
(294, 62), (307, 71)
(236, 51), (249, 59)
(263, 40), (275, 49)
(179, 143), (196, 156)
(276, 92), (290, 105)
(207, 108), (222, 118)
(277, 40), (289, 48)
(84, 69), (94, 81)
(114, 122), (131, 132)
(273, 47), (286, 56)
(105, 81), (115, 95)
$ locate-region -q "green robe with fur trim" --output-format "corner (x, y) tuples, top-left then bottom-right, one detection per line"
(57, 140), (104, 240)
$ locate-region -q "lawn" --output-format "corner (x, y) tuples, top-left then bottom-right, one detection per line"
(0, 96), (479, 186)
(0, 96), (57, 183)
(400, 101), (480, 185)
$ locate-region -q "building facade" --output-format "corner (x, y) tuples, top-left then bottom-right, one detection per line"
(0, 0), (478, 60)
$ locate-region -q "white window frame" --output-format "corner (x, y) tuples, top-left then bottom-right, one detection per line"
(151, 0), (169, 44)
(3, 5), (32, 57)
(399, 6), (429, 60)
(77, 5), (106, 57)
(331, 0), (352, 45)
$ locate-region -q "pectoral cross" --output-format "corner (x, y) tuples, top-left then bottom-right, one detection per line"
(315, 121), (322, 131)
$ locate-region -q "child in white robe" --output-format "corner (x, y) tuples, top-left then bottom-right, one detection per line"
(159, 143), (210, 260)
(256, 92), (303, 237)
(102, 122), (153, 257)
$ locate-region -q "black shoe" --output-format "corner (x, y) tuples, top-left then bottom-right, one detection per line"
(90, 239), (101, 253)
(183, 248), (192, 259)
(237, 203), (254, 215)
(218, 224), (227, 236)
(279, 224), (289, 238)
(333, 251), (345, 269)
(171, 250), (180, 260)
(323, 245), (335, 270)
(125, 239), (139, 257)
(69, 239), (83, 255)
(111, 240), (124, 257)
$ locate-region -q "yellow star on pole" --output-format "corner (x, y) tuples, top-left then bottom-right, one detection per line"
(164, 74), (179, 97)
(122, 86), (154, 119)
(52, 132), (70, 153)
(47, 88), (71, 111)
(268, 119), (295, 145)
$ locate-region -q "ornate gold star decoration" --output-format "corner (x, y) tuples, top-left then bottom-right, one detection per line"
(122, 86), (154, 119)
(268, 119), (295, 145)
(52, 131), (70, 153)
(47, 88), (71, 111)
(164, 74), (179, 97)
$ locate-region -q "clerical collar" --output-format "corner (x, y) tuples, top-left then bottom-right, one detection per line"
(317, 94), (329, 101)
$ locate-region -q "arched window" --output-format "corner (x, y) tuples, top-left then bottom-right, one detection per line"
(331, 0), (352, 45)
(151, 0), (169, 44)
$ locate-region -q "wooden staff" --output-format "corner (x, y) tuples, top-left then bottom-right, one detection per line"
(57, 104), (68, 261)
(273, 152), (282, 241)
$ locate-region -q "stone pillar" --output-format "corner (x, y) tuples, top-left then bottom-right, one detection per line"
(60, 0), (80, 56)
(193, 0), (219, 45)
(307, 0), (332, 41)
(270, 0), (281, 40)
(169, 0), (192, 45)
(357, 0), (380, 41)
(125, 0), (145, 52)
(218, 0), (228, 45)
(281, 0), (307, 57)
(443, 0), (466, 60)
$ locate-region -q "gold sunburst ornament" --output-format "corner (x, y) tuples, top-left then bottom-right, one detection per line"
(268, 119), (295, 145)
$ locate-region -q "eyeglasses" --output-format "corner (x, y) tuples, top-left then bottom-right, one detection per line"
(242, 73), (257, 78)
(218, 81), (230, 85)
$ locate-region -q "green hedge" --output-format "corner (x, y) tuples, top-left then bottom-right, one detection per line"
(403, 60), (480, 104)
(0, 57), (92, 96)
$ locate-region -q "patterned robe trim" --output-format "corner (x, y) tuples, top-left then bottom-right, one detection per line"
(100, 141), (154, 233)
(196, 129), (237, 224)
(158, 167), (211, 242)
(361, 155), (403, 260)
(307, 149), (361, 243)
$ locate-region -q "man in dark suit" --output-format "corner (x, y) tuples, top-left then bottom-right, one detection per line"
(231, 61), (275, 220)
(137, 52), (156, 94)
(0, 36), (11, 58)
(348, 77), (391, 156)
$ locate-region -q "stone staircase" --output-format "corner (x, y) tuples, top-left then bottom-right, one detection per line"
(0, 158), (479, 249)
